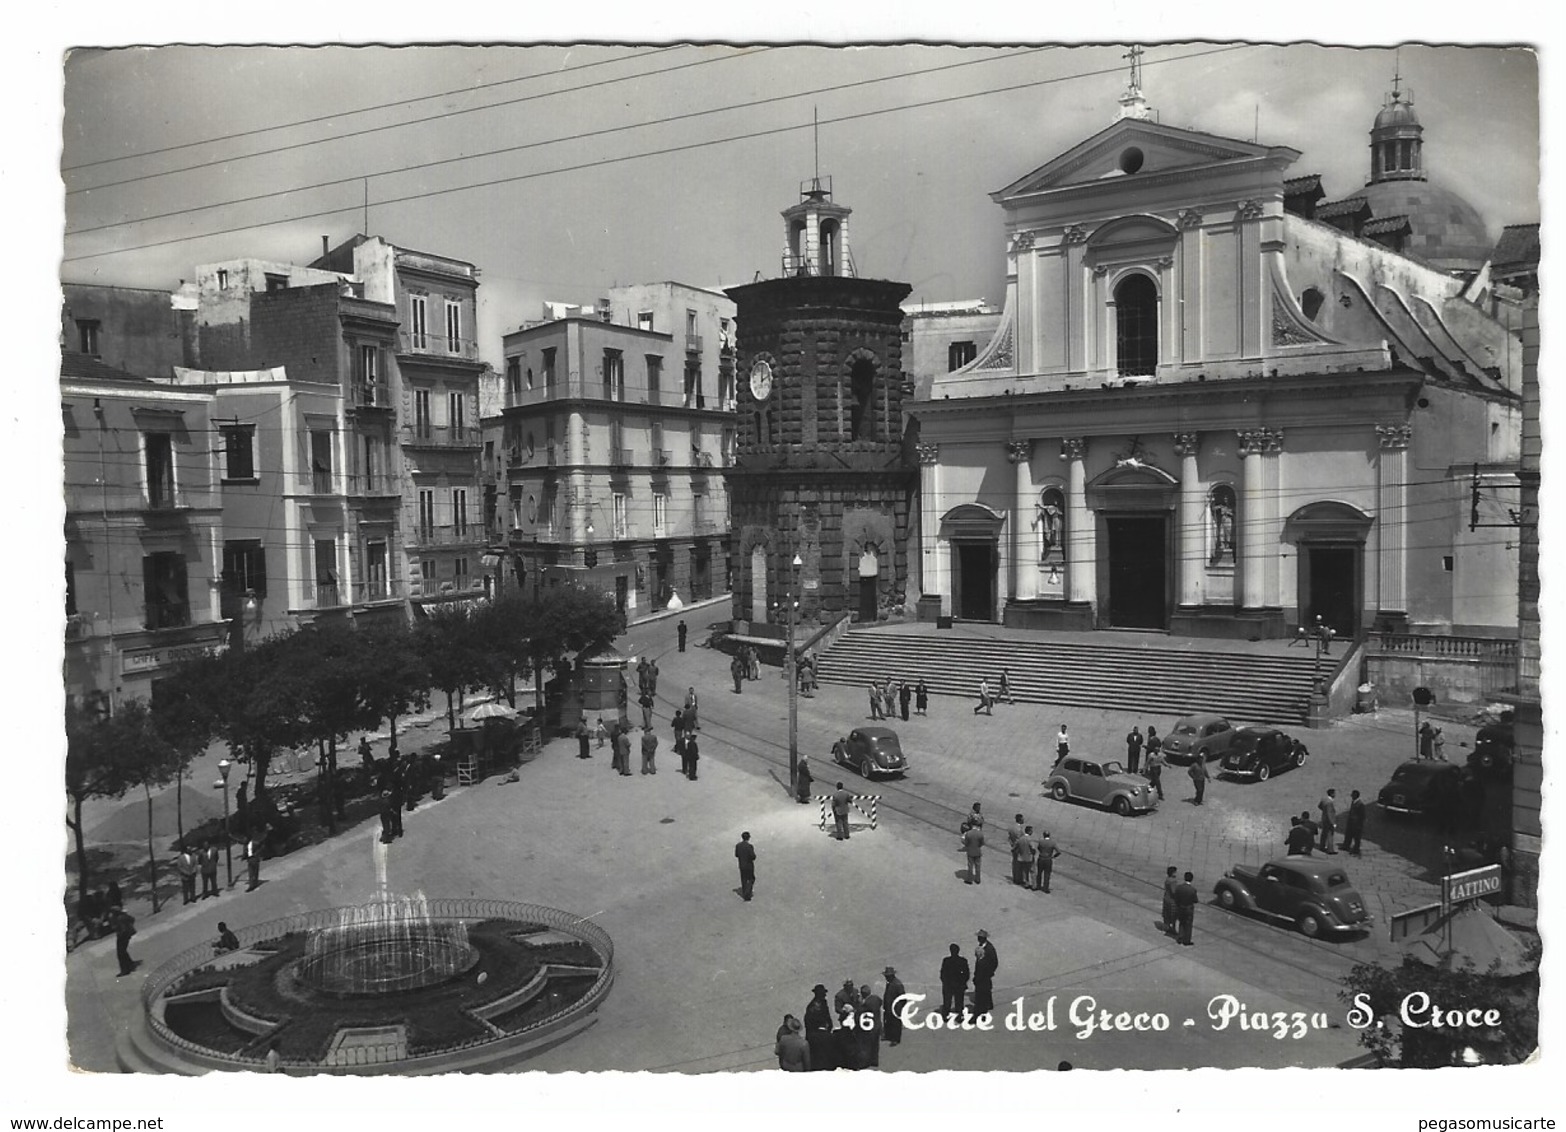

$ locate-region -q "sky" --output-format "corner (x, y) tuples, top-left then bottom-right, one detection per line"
(59, 42), (1539, 369)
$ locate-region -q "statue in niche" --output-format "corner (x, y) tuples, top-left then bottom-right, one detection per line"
(1035, 488), (1066, 563)
(1210, 486), (1236, 564)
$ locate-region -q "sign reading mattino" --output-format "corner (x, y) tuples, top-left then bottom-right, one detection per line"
(1442, 864), (1503, 906)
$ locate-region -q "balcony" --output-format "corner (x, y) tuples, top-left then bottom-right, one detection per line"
(398, 330), (480, 362)
(352, 382), (392, 410)
(314, 582), (346, 610)
(346, 474), (397, 498)
(65, 614), (90, 641)
(144, 602), (192, 631)
(311, 470), (336, 495)
(410, 523), (484, 548)
(652, 449), (673, 467)
(608, 447), (635, 468)
(401, 424), (481, 449)
(546, 442), (558, 466)
(354, 578), (404, 604)
(685, 333), (704, 354)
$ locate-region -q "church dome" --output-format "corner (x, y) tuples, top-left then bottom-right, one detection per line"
(1373, 99), (1421, 131)
(1358, 179), (1494, 275)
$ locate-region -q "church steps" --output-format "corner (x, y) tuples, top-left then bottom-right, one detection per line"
(814, 631), (1320, 724)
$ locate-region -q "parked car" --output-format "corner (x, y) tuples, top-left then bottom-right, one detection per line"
(1217, 726), (1307, 781)
(1160, 714), (1238, 764)
(1214, 857), (1372, 937)
(1045, 757), (1158, 816)
(832, 727), (908, 779)
(1375, 759), (1470, 817)
(1469, 723), (1515, 776)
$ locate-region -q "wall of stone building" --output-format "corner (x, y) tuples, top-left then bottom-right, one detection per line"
(62, 284), (194, 379)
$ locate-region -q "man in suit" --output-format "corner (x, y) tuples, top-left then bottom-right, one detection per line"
(831, 782), (854, 840)
(1188, 752), (1210, 805)
(882, 966), (906, 1047)
(898, 681), (912, 721)
(972, 930), (999, 1015)
(734, 831), (756, 901)
(857, 984), (883, 1067)
(200, 842), (221, 898)
(1174, 871), (1200, 946)
(640, 727), (659, 775)
(1125, 726), (1144, 775)
(1016, 826), (1039, 892)
(1007, 814), (1026, 885)
(1285, 816), (1315, 856)
(684, 732), (699, 781)
(962, 819), (985, 884)
(938, 944), (970, 1020)
(1035, 829), (1059, 893)
(177, 845), (199, 905)
(1341, 789), (1367, 855)
(683, 686), (699, 729)
(1161, 865), (1179, 934)
(1318, 789), (1340, 854)
(677, 619), (688, 652)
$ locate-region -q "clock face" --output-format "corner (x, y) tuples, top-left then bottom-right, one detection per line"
(749, 359), (773, 401)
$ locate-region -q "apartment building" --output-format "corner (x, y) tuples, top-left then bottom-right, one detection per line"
(63, 353), (227, 713)
(486, 283), (736, 616)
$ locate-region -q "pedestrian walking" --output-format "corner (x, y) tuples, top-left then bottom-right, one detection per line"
(1144, 745), (1165, 799)
(1035, 829), (1060, 893)
(869, 682), (884, 720)
(177, 845), (198, 905)
(996, 668), (1014, 705)
(774, 1015), (809, 1071)
(200, 842), (220, 897)
(1007, 814), (1026, 885)
(915, 678), (929, 716)
(1146, 725), (1162, 764)
(1125, 726), (1144, 775)
(1318, 789), (1339, 854)
(973, 678), (993, 716)
(614, 724), (633, 776)
(1285, 816), (1315, 856)
(972, 930), (998, 1016)
(747, 646), (760, 682)
(640, 728), (658, 775)
(1188, 753), (1209, 805)
(358, 735), (375, 770)
(685, 732), (699, 781)
(244, 835), (262, 891)
(831, 782), (853, 840)
(112, 906), (138, 977)
(882, 966), (906, 1047)
(939, 944), (970, 1020)
(576, 722), (591, 759)
(731, 654), (745, 694)
(795, 755), (813, 804)
(1174, 871), (1199, 945)
(1161, 865), (1179, 935)
(1341, 789), (1367, 855)
(595, 717), (608, 749)
(684, 687), (700, 730)
(677, 619), (688, 652)
(962, 820), (985, 884)
(804, 985), (835, 1071)
(735, 831), (756, 901)
(638, 690), (655, 731)
(1055, 724), (1070, 763)
(858, 985), (883, 1067)
(899, 681), (912, 722)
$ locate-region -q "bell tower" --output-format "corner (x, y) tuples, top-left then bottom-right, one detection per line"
(1368, 68), (1425, 184)
(725, 175), (916, 629)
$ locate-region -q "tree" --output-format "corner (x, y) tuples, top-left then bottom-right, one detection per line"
(518, 585), (626, 710)
(150, 661), (226, 846)
(1340, 950), (1540, 1066)
(286, 621), (380, 834)
(357, 621), (430, 758)
(418, 606), (489, 732)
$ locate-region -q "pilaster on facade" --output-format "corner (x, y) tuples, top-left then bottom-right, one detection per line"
(1375, 421), (1411, 616)
(1060, 437), (1094, 605)
(1008, 439), (1037, 601)
(1174, 431), (1203, 606)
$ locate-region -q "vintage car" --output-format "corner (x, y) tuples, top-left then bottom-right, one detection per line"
(1213, 857), (1372, 937)
(1375, 759), (1470, 817)
(1217, 726), (1307, 781)
(1045, 757), (1158, 816)
(831, 726), (908, 779)
(1469, 722), (1515, 776)
(1160, 714), (1238, 764)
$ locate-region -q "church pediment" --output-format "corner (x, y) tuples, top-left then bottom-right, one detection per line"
(995, 119), (1297, 202)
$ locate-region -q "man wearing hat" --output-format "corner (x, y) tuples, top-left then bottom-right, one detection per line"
(939, 943), (970, 1020)
(833, 981), (863, 1069)
(882, 966), (906, 1047)
(804, 984), (835, 1071)
(734, 831), (756, 901)
(857, 983), (883, 1068)
(973, 930), (999, 1016)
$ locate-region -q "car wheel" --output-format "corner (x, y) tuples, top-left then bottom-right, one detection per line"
(1111, 795), (1132, 817)
(856, 758), (868, 779)
(1050, 781), (1069, 802)
(1297, 911), (1324, 938)
(1294, 747), (1307, 768)
(1217, 887), (1239, 910)
(1257, 764), (1271, 782)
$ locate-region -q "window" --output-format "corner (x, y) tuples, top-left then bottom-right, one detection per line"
(417, 489), (436, 541)
(849, 358), (877, 441)
(445, 299), (462, 353)
(362, 436), (381, 493)
(684, 358), (702, 407)
(142, 552), (190, 629)
(216, 269), (229, 290)
(144, 432), (175, 508)
(420, 559), (439, 597)
(357, 345), (381, 397)
(449, 392), (467, 440)
(76, 319), (100, 356)
(609, 420), (625, 464)
(454, 557), (470, 591)
(612, 492), (628, 538)
(693, 491), (706, 530)
(222, 541), (267, 598)
(646, 355), (662, 398)
(637, 311), (655, 331)
(264, 273), (288, 293)
(365, 540), (389, 600)
(720, 427), (735, 467)
(948, 341), (977, 371)
(310, 429), (334, 494)
(686, 309), (697, 337)
(410, 296), (428, 350)
(314, 539), (339, 606)
(453, 488), (469, 536)
(1208, 484), (1236, 565)
(542, 347), (557, 390)
(541, 486), (558, 537)
(653, 492), (668, 538)
(1300, 288), (1325, 322)
(221, 425), (256, 481)
(414, 389), (432, 438)
(651, 421), (665, 464)
(66, 560), (77, 617)
(603, 349), (625, 401)
(506, 357), (521, 399)
(1114, 273), (1159, 376)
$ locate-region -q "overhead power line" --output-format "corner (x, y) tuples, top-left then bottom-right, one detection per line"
(62, 44), (1249, 265)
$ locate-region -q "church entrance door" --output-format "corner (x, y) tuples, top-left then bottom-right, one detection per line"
(954, 540), (996, 622)
(1303, 545), (1359, 639)
(1105, 514), (1168, 629)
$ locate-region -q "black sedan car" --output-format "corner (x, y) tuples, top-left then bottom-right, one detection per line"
(832, 727), (908, 779)
(1214, 857), (1371, 937)
(1376, 759), (1470, 817)
(1217, 727), (1307, 781)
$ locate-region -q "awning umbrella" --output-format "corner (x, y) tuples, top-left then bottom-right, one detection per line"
(469, 702), (516, 722)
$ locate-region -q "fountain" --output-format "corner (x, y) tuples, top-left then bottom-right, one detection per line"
(298, 896), (478, 996)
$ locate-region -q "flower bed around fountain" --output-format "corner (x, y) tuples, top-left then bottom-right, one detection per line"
(135, 899), (614, 1074)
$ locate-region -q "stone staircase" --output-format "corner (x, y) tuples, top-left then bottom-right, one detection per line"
(814, 629), (1324, 724)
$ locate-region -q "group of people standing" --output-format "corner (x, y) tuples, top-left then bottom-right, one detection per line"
(1161, 868), (1202, 945)
(1284, 787), (1368, 856)
(782, 967), (908, 1071)
(939, 931), (1000, 1017)
(869, 676), (928, 721)
(730, 645), (761, 694)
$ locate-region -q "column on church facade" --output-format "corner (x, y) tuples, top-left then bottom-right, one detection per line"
(1008, 438), (1037, 601)
(1062, 437), (1094, 605)
(1375, 423), (1411, 616)
(1175, 432), (1202, 606)
(916, 442), (945, 612)
(1237, 429), (1268, 609)
(1262, 429), (1284, 605)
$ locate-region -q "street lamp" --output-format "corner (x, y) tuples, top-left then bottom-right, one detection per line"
(217, 757), (234, 888)
(786, 552), (803, 794)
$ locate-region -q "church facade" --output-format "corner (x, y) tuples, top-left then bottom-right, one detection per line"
(911, 80), (1524, 640)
